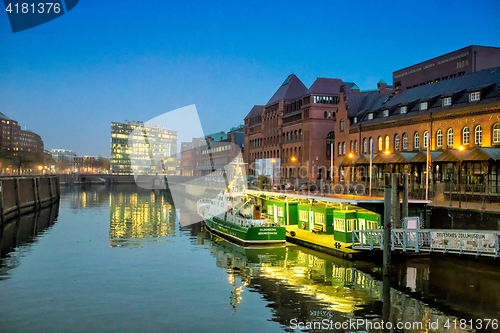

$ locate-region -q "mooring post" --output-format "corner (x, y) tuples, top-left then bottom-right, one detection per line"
(382, 274), (391, 327)
(383, 173), (392, 276)
(14, 178), (21, 214)
(0, 180), (4, 229)
(33, 177), (39, 210)
(402, 173), (409, 219)
(391, 173), (400, 228)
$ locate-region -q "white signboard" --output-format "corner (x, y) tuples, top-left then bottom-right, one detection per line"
(431, 231), (497, 254)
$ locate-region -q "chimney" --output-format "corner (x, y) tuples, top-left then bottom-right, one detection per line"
(350, 84), (360, 93)
(394, 81), (402, 94)
(377, 79), (387, 93)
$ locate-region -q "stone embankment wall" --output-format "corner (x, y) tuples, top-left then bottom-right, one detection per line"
(0, 176), (60, 228)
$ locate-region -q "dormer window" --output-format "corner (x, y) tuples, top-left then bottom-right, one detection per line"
(400, 106), (407, 114)
(353, 117), (357, 124)
(442, 97), (452, 106)
(367, 113), (373, 120)
(383, 109), (389, 117)
(420, 102), (428, 110)
(469, 91), (480, 102)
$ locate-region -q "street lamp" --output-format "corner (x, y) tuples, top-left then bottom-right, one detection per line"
(384, 150), (391, 174)
(458, 145), (465, 208)
(348, 153), (354, 182)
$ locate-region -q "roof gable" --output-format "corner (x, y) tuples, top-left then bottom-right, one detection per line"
(265, 74), (308, 107)
(244, 105), (264, 119)
(306, 77), (343, 95)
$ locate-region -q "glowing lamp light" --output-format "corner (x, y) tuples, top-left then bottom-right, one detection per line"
(384, 150), (390, 156)
(38, 166), (43, 170)
(459, 146), (465, 152)
(291, 156), (297, 162)
(272, 159), (276, 163)
(348, 153), (354, 158)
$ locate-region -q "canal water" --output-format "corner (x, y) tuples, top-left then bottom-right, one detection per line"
(0, 185), (498, 332)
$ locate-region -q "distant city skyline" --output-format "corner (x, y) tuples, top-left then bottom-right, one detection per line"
(1, 0), (499, 157)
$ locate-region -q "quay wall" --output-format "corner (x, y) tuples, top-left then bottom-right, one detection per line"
(56, 173), (195, 185)
(429, 206), (500, 230)
(0, 176), (60, 228)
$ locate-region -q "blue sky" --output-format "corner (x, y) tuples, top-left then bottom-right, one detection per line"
(1, 0), (499, 157)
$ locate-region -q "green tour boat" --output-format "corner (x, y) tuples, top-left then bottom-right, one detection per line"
(197, 161), (286, 245)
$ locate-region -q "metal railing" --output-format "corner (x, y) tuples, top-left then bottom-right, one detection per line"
(352, 229), (500, 258)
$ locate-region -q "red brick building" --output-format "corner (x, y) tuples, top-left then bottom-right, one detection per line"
(244, 45), (500, 194)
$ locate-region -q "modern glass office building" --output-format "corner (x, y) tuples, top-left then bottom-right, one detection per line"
(110, 121), (178, 175)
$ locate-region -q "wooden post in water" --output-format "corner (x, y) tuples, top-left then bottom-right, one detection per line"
(48, 176), (54, 201)
(14, 178), (21, 214)
(33, 177), (39, 210)
(402, 173), (409, 219)
(0, 180), (4, 229)
(383, 174), (392, 276)
(391, 173), (401, 228)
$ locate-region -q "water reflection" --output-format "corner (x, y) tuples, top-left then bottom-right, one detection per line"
(195, 227), (484, 332)
(109, 188), (176, 247)
(0, 204), (59, 279)
(62, 184), (109, 209)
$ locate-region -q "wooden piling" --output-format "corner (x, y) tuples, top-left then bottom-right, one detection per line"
(0, 180), (4, 229)
(383, 174), (392, 276)
(14, 178), (21, 214)
(391, 173), (401, 228)
(402, 173), (409, 219)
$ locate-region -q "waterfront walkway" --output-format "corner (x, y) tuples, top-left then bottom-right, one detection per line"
(285, 225), (362, 260)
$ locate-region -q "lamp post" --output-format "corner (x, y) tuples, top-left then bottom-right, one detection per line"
(348, 153), (354, 183)
(290, 156), (297, 187)
(271, 158), (276, 190)
(458, 145), (464, 208)
(384, 150), (391, 174)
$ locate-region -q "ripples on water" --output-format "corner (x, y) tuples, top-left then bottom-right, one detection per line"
(0, 185), (498, 332)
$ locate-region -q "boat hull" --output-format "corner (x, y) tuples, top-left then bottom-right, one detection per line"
(203, 216), (286, 244)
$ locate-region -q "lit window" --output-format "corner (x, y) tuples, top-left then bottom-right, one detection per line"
(340, 120), (344, 130)
(383, 109), (389, 117)
(353, 117), (357, 123)
(343, 142), (346, 155)
(436, 130), (443, 147)
(346, 219), (356, 232)
(395, 134), (400, 151)
(423, 131), (429, 148)
(493, 124), (500, 144)
(369, 138), (373, 152)
(355, 140), (358, 153)
(363, 138), (367, 153)
(367, 113), (373, 120)
(462, 127), (470, 145)
(443, 97), (452, 106)
(385, 136), (389, 150)
(475, 125), (482, 145)
(334, 218), (345, 232)
(447, 128), (453, 147)
(402, 133), (408, 150)
(470, 91), (480, 102)
(400, 106), (407, 114)
(378, 137), (383, 151)
(420, 102), (428, 110)
(338, 143), (342, 156)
